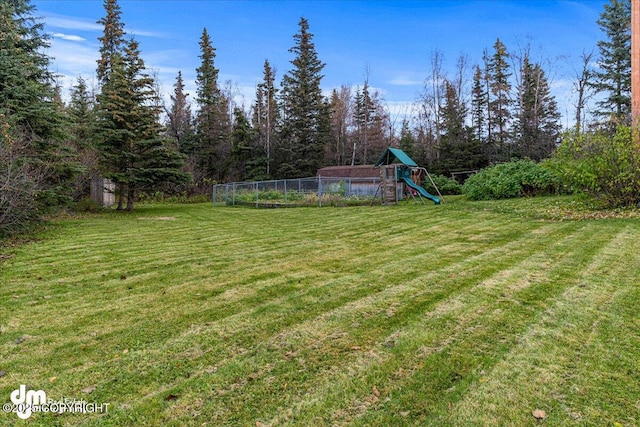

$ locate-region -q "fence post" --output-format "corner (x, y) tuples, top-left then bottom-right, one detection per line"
(232, 182), (236, 206)
(255, 182), (259, 208)
(318, 176), (322, 207)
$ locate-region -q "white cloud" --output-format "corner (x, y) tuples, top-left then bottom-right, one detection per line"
(128, 28), (170, 39)
(52, 32), (86, 42)
(389, 77), (422, 86)
(43, 13), (169, 39)
(44, 15), (102, 32)
(48, 40), (98, 72)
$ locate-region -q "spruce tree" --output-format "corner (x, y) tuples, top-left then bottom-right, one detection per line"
(96, 0), (126, 84)
(591, 0), (631, 124)
(470, 65), (488, 143)
(194, 28), (231, 183)
(67, 76), (98, 198)
(97, 40), (187, 210)
(164, 71), (196, 193)
(514, 57), (561, 160)
(94, 0), (128, 203)
(252, 60), (279, 178)
(438, 81), (484, 175)
(166, 71), (194, 154)
(487, 38), (512, 161)
(278, 17), (331, 178)
(67, 77), (95, 144)
(0, 0), (77, 235)
(230, 108), (254, 181)
(363, 88), (389, 164)
(398, 119), (416, 159)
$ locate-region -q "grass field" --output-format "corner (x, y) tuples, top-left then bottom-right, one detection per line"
(1, 196), (639, 426)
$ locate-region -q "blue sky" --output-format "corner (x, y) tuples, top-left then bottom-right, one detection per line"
(32, 0), (606, 127)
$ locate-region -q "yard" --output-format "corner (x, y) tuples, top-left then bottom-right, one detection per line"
(0, 196), (639, 426)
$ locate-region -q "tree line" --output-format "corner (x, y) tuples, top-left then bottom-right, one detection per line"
(0, 0), (632, 234)
(158, 0), (632, 182)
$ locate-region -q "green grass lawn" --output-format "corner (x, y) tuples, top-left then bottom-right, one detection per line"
(1, 196), (639, 426)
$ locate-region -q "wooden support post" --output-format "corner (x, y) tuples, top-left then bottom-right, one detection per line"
(632, 0), (640, 140)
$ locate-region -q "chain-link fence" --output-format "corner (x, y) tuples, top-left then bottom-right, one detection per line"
(212, 176), (389, 207)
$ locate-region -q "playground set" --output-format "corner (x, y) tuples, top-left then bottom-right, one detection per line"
(372, 147), (442, 205)
(211, 147), (441, 207)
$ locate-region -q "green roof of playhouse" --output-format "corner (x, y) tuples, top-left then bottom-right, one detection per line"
(374, 147), (418, 167)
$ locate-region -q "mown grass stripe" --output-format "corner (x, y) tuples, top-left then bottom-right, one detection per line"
(443, 224), (640, 426)
(244, 221), (611, 425)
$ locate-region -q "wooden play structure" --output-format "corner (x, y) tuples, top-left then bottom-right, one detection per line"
(372, 148), (442, 205)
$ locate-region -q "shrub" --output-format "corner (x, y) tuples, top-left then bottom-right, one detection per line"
(232, 189), (307, 204)
(547, 127), (640, 208)
(423, 174), (463, 195)
(463, 159), (558, 200)
(1, 135), (40, 237)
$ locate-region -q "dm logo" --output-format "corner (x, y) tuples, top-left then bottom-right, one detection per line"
(10, 384), (46, 419)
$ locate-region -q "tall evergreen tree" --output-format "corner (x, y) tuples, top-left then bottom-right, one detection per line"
(165, 71), (196, 192)
(229, 108), (254, 181)
(252, 60), (279, 178)
(96, 0), (126, 84)
(278, 17), (331, 178)
(470, 65), (488, 143)
(194, 28), (231, 183)
(591, 0), (631, 124)
(0, 0), (78, 235)
(67, 77), (95, 141)
(94, 0), (128, 202)
(66, 76), (98, 198)
(96, 40), (187, 210)
(0, 0), (63, 142)
(363, 87), (389, 164)
(437, 80), (485, 175)
(398, 119), (416, 159)
(487, 38), (513, 161)
(166, 71), (194, 153)
(514, 56), (561, 160)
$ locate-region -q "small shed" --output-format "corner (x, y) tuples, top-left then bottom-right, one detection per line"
(90, 177), (115, 207)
